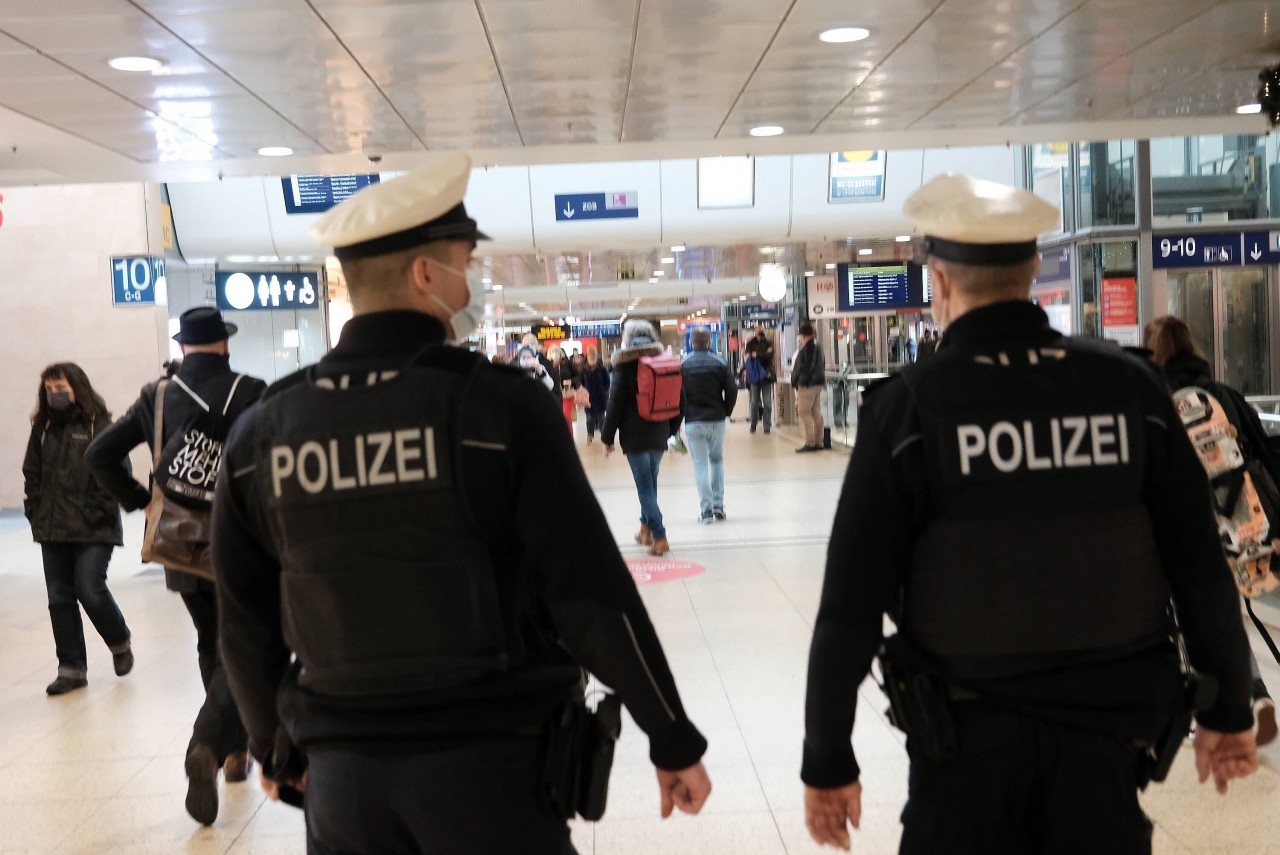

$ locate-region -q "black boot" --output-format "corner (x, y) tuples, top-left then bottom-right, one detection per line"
(113, 645), (134, 677)
(185, 745), (220, 826)
(45, 675), (87, 696)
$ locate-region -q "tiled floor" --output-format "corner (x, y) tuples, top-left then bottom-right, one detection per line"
(0, 418), (1277, 853)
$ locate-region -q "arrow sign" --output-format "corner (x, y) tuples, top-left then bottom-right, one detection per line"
(1252, 244), (1263, 261)
(1242, 231), (1280, 266)
(554, 192), (639, 222)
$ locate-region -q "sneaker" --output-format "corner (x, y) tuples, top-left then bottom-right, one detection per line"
(113, 648), (134, 677)
(698, 512), (714, 525)
(1256, 696), (1278, 747)
(45, 675), (87, 696)
(223, 752), (252, 783)
(712, 508), (727, 520)
(184, 745), (219, 826)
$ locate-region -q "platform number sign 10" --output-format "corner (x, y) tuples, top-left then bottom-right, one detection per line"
(111, 256), (163, 306)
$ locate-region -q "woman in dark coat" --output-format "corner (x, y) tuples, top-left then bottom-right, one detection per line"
(580, 346), (611, 445)
(23, 363), (133, 695)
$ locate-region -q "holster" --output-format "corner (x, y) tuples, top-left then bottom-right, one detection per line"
(878, 637), (959, 761)
(540, 692), (623, 821)
(1138, 672), (1214, 790)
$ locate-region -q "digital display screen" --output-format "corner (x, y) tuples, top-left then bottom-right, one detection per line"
(281, 174), (380, 215)
(836, 262), (930, 311)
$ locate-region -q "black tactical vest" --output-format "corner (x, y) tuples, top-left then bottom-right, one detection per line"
(898, 337), (1172, 680)
(251, 353), (511, 697)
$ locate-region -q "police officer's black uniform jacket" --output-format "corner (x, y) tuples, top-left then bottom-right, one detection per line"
(213, 311), (707, 773)
(802, 300), (1253, 789)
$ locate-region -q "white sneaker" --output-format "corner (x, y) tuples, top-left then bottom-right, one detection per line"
(1256, 696), (1277, 746)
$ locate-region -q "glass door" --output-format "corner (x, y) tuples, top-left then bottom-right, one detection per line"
(1165, 267), (1271, 395)
(1220, 267), (1270, 395)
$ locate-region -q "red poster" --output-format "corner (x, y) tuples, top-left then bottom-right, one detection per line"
(1101, 277), (1137, 327)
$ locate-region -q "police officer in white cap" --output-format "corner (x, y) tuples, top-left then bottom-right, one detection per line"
(213, 153), (711, 854)
(801, 174), (1257, 853)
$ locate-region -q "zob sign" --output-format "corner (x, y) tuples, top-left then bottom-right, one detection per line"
(111, 256), (165, 306)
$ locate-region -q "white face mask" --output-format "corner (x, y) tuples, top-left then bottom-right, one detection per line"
(428, 259), (485, 342)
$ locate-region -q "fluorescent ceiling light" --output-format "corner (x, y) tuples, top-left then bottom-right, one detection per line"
(257, 146), (293, 157)
(108, 56), (164, 72)
(859, 248), (873, 255)
(825, 263), (837, 270)
(1238, 103), (1263, 114)
(649, 277), (659, 283)
(819, 27), (870, 44)
(654, 270), (665, 276)
(661, 257), (675, 264)
(750, 125), (784, 137)
(804, 270), (816, 276)
(493, 285), (503, 291)
(896, 235), (913, 242)
(671, 245), (686, 252)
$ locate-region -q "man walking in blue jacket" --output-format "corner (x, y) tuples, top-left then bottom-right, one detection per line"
(682, 330), (738, 523)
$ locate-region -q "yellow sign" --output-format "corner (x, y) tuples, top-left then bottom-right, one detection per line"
(161, 203), (175, 250)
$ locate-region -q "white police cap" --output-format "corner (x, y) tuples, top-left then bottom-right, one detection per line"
(904, 173), (1060, 266)
(310, 152), (488, 261)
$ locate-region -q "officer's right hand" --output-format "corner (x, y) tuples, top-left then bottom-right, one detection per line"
(805, 782), (862, 850)
(655, 762), (711, 818)
(1194, 727), (1258, 794)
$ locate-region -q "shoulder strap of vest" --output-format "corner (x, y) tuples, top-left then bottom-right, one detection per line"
(170, 376), (210, 412)
(152, 380), (168, 470)
(222, 374), (248, 416)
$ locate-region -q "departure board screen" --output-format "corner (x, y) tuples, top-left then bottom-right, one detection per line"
(836, 262), (930, 310)
(281, 174), (380, 215)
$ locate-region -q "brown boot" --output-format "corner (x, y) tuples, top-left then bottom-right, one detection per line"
(634, 524), (653, 546)
(184, 745), (219, 826)
(648, 538), (670, 556)
(223, 751), (252, 783)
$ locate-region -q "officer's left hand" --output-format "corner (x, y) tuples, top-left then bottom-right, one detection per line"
(804, 782), (862, 850)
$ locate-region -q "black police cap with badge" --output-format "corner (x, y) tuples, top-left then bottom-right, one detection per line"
(905, 174), (1060, 266)
(310, 153), (489, 261)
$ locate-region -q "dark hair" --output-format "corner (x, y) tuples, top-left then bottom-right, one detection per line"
(690, 329), (712, 350)
(33, 362), (111, 425)
(1144, 316), (1202, 367)
(798, 322), (816, 337)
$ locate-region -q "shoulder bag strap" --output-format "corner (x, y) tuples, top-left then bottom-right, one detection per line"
(152, 381), (168, 471)
(1245, 599), (1280, 666)
(222, 374), (248, 416)
(171, 376), (210, 412)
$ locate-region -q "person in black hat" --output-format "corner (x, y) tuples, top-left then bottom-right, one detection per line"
(802, 175), (1257, 853)
(87, 305), (267, 827)
(213, 153), (710, 854)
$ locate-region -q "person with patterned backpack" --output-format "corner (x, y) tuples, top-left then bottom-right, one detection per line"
(1146, 315), (1278, 746)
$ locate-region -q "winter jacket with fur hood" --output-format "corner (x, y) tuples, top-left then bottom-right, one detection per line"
(601, 320), (683, 453)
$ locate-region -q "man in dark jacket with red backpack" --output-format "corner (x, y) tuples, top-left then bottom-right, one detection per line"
(602, 319), (684, 556)
(87, 307), (268, 826)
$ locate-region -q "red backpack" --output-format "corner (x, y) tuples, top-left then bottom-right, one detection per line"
(636, 354), (682, 422)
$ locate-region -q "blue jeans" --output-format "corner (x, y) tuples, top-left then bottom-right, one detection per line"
(685, 421), (726, 516)
(626, 450), (666, 540)
(41, 543), (131, 678)
(749, 382), (773, 430)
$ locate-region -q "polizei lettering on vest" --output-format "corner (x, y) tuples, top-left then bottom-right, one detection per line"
(271, 427), (439, 497)
(957, 414), (1129, 476)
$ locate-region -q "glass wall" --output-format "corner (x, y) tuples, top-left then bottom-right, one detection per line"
(1078, 140), (1137, 228)
(1078, 241), (1137, 339)
(1150, 135), (1271, 223)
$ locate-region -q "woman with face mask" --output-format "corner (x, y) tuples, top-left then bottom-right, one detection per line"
(22, 363), (133, 696)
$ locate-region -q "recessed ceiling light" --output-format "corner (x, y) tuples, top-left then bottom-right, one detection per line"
(653, 270), (665, 276)
(896, 235), (912, 242)
(819, 27), (870, 44)
(750, 125), (785, 137)
(257, 146), (293, 157)
(108, 56), (164, 72)
(825, 263), (837, 270)
(804, 270), (816, 276)
(649, 277), (659, 283)
(859, 248), (873, 255)
(661, 257), (675, 264)
(482, 276), (492, 284)
(1238, 103), (1263, 114)
(493, 285), (503, 291)
(671, 245), (686, 252)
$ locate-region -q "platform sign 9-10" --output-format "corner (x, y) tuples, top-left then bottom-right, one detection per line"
(1152, 233), (1241, 269)
(111, 256), (165, 306)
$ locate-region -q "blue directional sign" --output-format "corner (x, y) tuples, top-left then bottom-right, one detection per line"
(554, 192), (639, 221)
(216, 270), (320, 311)
(1152, 233), (1242, 269)
(1242, 231), (1280, 266)
(111, 256), (164, 306)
